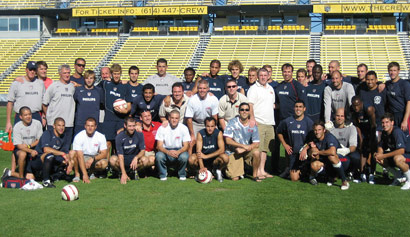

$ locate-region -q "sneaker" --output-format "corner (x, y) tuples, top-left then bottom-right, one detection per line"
(361, 173), (367, 183)
(239, 175), (244, 179)
(389, 179), (401, 186)
(134, 171), (140, 181)
(89, 173), (96, 180)
(160, 177), (167, 181)
(341, 181), (350, 190)
(215, 169), (223, 183)
(279, 167), (290, 178)
(346, 172), (353, 181)
(398, 176), (407, 183)
(179, 177), (186, 181)
(326, 181), (333, 187)
(309, 178), (318, 185)
(383, 168), (389, 179)
(401, 181), (410, 190)
(1, 168), (10, 183)
(42, 180), (56, 188)
(353, 179), (361, 183)
(368, 174), (375, 185)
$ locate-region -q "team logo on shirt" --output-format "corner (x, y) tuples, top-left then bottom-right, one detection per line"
(313, 89), (316, 92)
(87, 92), (91, 97)
(213, 82), (216, 86)
(147, 105), (151, 109)
(94, 143), (98, 147)
(129, 140), (132, 144)
(374, 96), (381, 105)
(132, 90), (135, 93)
(26, 129), (31, 135)
(284, 86), (287, 89)
(339, 132), (343, 137)
(176, 136), (180, 139)
(297, 124), (300, 129)
(29, 85), (33, 90)
(65, 88), (68, 92)
(113, 87), (117, 91)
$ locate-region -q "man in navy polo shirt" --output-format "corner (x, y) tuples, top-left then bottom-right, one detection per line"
(305, 64), (327, 122)
(194, 60), (225, 99)
(126, 65), (143, 99)
(131, 83), (166, 122)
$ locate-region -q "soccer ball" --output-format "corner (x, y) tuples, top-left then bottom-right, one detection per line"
(61, 184), (79, 201)
(113, 99), (127, 110)
(196, 170), (213, 184)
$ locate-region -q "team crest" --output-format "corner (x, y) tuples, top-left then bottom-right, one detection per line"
(313, 89), (316, 92)
(339, 132), (343, 137)
(297, 124), (301, 129)
(29, 85), (33, 90)
(113, 87), (117, 91)
(65, 88), (68, 92)
(374, 96), (381, 105)
(26, 129), (30, 135)
(132, 90), (135, 93)
(147, 105), (151, 109)
(87, 92), (91, 97)
(284, 86), (287, 89)
(129, 140), (132, 144)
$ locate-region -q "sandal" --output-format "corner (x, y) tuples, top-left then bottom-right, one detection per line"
(252, 177), (262, 182)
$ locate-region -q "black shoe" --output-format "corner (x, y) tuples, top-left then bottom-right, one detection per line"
(42, 181), (56, 188)
(279, 167), (290, 178)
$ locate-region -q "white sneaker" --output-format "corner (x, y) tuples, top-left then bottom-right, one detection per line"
(368, 174), (375, 185)
(360, 173), (367, 183)
(398, 176), (407, 183)
(401, 181), (410, 190)
(179, 177), (186, 181)
(341, 181), (350, 190)
(390, 179), (401, 186)
(89, 174), (96, 180)
(160, 177), (167, 181)
(326, 182), (333, 187)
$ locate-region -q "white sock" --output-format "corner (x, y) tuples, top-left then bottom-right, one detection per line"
(317, 167), (324, 173)
(404, 170), (410, 181)
(332, 162), (342, 168)
(7, 170), (11, 176)
(216, 169), (222, 175)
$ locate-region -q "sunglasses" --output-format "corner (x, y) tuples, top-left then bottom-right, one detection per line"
(239, 109), (250, 112)
(76, 64), (86, 67)
(227, 85), (237, 88)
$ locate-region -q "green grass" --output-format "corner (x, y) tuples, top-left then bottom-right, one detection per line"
(0, 106), (409, 236)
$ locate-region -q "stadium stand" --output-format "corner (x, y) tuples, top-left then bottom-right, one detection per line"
(110, 36), (199, 82)
(197, 35), (310, 81)
(0, 37), (117, 93)
(325, 25), (357, 33)
(69, 0), (133, 7)
(320, 35), (408, 81)
(229, 0), (296, 4)
(0, 39), (39, 77)
(366, 25), (397, 33)
(55, 28), (80, 35)
(146, 0), (214, 5)
(0, 0), (54, 9)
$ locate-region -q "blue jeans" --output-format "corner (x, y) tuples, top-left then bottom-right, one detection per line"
(155, 151), (189, 179)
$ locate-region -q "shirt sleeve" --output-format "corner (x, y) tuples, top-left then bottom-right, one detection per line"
(348, 126), (358, 147)
(7, 82), (18, 102)
(247, 87), (257, 104)
(155, 126), (164, 141)
(182, 126), (191, 142)
(35, 122), (43, 140)
(12, 126), (22, 145)
(72, 134), (83, 151)
(138, 132), (146, 150)
(252, 127), (260, 143)
(276, 120), (286, 135)
(223, 121), (234, 138)
(346, 83), (356, 107)
(184, 99), (194, 118)
(218, 97), (226, 118)
(42, 83), (53, 106)
(115, 134), (124, 155)
(323, 86), (332, 122)
(394, 129), (406, 149)
(211, 97), (219, 116)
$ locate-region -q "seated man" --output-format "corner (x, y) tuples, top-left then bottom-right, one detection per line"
(189, 117), (228, 182)
(308, 121), (350, 190)
(224, 102), (261, 181)
(110, 117), (146, 184)
(155, 110), (191, 181)
(277, 100), (313, 181)
(9, 106), (43, 179)
(375, 113), (410, 190)
(35, 117), (73, 188)
(328, 108), (360, 182)
(70, 117), (108, 183)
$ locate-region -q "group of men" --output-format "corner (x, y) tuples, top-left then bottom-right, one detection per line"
(3, 56), (410, 191)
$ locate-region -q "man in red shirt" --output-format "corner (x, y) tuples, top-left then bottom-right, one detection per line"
(137, 110), (160, 177)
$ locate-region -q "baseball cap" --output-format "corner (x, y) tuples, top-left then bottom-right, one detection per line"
(26, 61), (37, 70)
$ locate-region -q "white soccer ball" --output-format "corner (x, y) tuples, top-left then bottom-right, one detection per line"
(61, 184), (79, 201)
(196, 170), (213, 184)
(113, 99), (127, 110)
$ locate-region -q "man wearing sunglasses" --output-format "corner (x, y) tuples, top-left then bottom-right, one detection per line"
(70, 58), (86, 87)
(218, 79), (248, 131)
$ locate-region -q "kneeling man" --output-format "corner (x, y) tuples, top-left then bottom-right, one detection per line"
(155, 110), (191, 181)
(71, 117), (108, 183)
(110, 117), (146, 184)
(189, 117), (228, 182)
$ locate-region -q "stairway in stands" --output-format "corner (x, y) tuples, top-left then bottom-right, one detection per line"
(188, 33), (210, 70)
(95, 34), (128, 79)
(309, 32), (321, 63)
(398, 32), (410, 80)
(0, 37), (49, 81)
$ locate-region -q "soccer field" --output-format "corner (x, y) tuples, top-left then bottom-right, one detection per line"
(0, 107), (409, 236)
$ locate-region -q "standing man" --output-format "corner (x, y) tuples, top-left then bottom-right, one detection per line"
(70, 58), (86, 86)
(375, 113), (410, 190)
(110, 117), (146, 184)
(195, 60), (225, 99)
(385, 62), (410, 132)
(189, 117), (228, 182)
(131, 83), (166, 122)
(159, 82), (188, 123)
(126, 65), (143, 99)
(144, 58), (180, 95)
(42, 64), (75, 151)
(11, 107), (43, 178)
(36, 61), (53, 89)
(155, 110), (191, 181)
(73, 70), (102, 136)
(248, 68), (275, 178)
(306, 59), (316, 81)
(224, 102), (261, 181)
(277, 100), (313, 181)
(6, 61), (45, 132)
(323, 70), (355, 124)
(218, 79), (248, 130)
(71, 117), (108, 183)
(185, 80), (219, 147)
(305, 64), (327, 122)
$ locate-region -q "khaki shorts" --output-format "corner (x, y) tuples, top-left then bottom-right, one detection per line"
(257, 124), (275, 153)
(225, 148), (257, 178)
(145, 151), (155, 157)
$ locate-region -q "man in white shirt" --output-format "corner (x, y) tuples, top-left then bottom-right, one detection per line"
(143, 58), (181, 95)
(155, 110), (191, 181)
(248, 68), (275, 179)
(185, 79), (219, 148)
(71, 117), (108, 183)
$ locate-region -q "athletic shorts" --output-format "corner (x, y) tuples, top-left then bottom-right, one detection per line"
(13, 148), (35, 165)
(202, 157), (217, 170)
(99, 120), (123, 141)
(289, 153), (309, 172)
(25, 157), (43, 174)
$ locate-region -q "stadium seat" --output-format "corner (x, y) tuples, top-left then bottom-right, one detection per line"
(69, 0), (133, 7)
